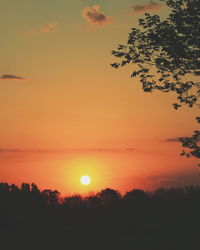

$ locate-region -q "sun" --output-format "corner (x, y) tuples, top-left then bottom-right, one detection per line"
(80, 175), (91, 185)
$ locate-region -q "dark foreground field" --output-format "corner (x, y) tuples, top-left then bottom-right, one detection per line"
(0, 183), (200, 250)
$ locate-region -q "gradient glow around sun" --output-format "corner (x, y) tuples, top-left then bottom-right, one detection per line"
(80, 175), (91, 185)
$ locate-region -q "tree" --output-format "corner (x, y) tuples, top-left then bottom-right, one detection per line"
(21, 183), (30, 192)
(111, 0), (200, 159)
(97, 188), (121, 205)
(123, 189), (148, 209)
(42, 189), (60, 206)
(31, 183), (40, 193)
(63, 194), (85, 208)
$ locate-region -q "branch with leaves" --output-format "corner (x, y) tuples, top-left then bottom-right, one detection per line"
(111, 0), (200, 159)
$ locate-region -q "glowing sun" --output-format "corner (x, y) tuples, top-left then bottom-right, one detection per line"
(80, 175), (91, 185)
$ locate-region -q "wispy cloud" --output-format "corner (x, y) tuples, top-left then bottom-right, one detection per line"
(147, 174), (176, 187)
(1, 74), (25, 80)
(0, 148), (135, 154)
(165, 138), (180, 142)
(146, 171), (200, 190)
(0, 149), (23, 153)
(81, 5), (114, 27)
(131, 1), (162, 13)
(26, 21), (58, 35)
(163, 136), (200, 143)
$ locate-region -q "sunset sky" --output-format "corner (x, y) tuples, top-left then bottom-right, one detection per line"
(0, 0), (199, 195)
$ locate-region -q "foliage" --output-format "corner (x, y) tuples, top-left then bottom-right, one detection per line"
(1, 182), (200, 249)
(111, 0), (200, 159)
(180, 116), (200, 160)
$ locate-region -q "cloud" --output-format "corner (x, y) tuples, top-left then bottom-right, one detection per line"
(0, 148), (135, 154)
(1, 74), (25, 80)
(146, 171), (200, 190)
(131, 1), (162, 13)
(165, 138), (180, 142)
(75, 148), (135, 153)
(164, 136), (200, 143)
(0, 149), (23, 153)
(81, 5), (114, 27)
(26, 21), (58, 35)
(147, 174), (176, 187)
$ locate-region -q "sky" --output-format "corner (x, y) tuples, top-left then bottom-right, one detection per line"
(0, 0), (199, 195)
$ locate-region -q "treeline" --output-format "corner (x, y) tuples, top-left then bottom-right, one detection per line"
(0, 183), (200, 250)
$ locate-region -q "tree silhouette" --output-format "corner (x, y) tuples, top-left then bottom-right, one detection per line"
(31, 183), (40, 193)
(63, 194), (85, 208)
(111, 0), (200, 159)
(97, 188), (121, 205)
(124, 189), (148, 205)
(0, 182), (200, 249)
(42, 189), (60, 206)
(21, 183), (31, 192)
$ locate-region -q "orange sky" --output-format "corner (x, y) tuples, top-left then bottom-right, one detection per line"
(0, 0), (199, 195)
